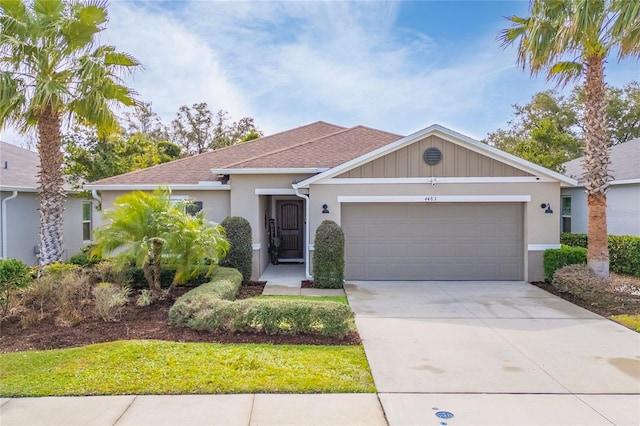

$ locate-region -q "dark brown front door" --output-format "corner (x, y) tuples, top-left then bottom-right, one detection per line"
(276, 200), (303, 259)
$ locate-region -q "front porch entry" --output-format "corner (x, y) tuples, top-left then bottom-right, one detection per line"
(275, 199), (304, 261)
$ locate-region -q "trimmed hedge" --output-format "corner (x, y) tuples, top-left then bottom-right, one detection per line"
(560, 233), (640, 277)
(313, 220), (345, 289)
(169, 267), (353, 337)
(543, 245), (587, 281)
(220, 216), (253, 282)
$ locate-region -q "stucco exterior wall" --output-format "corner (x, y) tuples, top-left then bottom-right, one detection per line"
(99, 190), (230, 225)
(308, 181), (561, 282)
(561, 184), (640, 236)
(228, 174), (313, 279)
(0, 191), (92, 265)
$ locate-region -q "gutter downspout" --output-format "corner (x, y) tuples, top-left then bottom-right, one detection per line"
(91, 190), (101, 205)
(293, 186), (313, 280)
(1, 191), (18, 259)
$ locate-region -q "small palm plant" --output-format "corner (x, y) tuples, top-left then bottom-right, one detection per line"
(93, 187), (228, 301)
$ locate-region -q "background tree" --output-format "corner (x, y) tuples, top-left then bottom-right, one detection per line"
(123, 101), (169, 142)
(0, 0), (141, 269)
(499, 0), (640, 277)
(484, 91), (582, 172)
(571, 81), (640, 145)
(485, 83), (640, 172)
(171, 103), (262, 154)
(63, 126), (181, 189)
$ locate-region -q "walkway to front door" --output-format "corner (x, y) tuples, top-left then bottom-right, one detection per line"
(258, 264), (344, 297)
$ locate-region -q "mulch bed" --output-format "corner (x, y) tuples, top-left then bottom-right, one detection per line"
(0, 281), (361, 354)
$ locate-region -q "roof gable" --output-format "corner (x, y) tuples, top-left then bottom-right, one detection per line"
(296, 124), (578, 188)
(337, 134), (531, 179)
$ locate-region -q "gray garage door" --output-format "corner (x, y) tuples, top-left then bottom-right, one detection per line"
(342, 203), (524, 280)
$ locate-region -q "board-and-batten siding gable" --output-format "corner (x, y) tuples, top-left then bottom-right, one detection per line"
(337, 135), (531, 178)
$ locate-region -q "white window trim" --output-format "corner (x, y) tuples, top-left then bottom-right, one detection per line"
(82, 201), (93, 242)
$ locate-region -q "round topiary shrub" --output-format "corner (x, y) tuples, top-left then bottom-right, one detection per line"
(220, 216), (253, 282)
(313, 220), (345, 289)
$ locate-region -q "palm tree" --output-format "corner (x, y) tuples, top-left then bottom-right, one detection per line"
(93, 188), (174, 300)
(499, 0), (640, 277)
(93, 188), (229, 300)
(0, 0), (141, 269)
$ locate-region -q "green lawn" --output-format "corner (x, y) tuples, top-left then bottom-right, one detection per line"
(0, 340), (375, 397)
(611, 314), (640, 332)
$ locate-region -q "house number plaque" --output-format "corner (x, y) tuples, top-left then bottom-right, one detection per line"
(424, 196), (437, 202)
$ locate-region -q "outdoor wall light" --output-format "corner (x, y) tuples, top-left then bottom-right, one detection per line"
(322, 204), (330, 214)
(540, 203), (553, 214)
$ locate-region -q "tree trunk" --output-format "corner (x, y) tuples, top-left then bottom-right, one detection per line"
(151, 238), (163, 297)
(583, 54), (611, 277)
(36, 105), (66, 272)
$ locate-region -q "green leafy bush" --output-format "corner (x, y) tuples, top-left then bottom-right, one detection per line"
(69, 245), (101, 267)
(559, 233), (588, 248)
(169, 267), (243, 327)
(0, 258), (32, 315)
(241, 299), (352, 336)
(220, 216), (253, 282)
(552, 264), (640, 312)
(543, 245), (587, 281)
(169, 267), (353, 337)
(560, 233), (640, 277)
(313, 220), (345, 289)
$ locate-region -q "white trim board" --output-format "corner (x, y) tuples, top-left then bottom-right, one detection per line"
(84, 183), (231, 191)
(254, 188), (296, 195)
(212, 168), (328, 175)
(316, 177), (552, 185)
(337, 195), (531, 203)
(528, 244), (561, 251)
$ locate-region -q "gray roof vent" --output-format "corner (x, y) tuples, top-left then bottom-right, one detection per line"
(423, 147), (442, 166)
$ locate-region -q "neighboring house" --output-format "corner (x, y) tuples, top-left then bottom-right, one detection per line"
(561, 138), (640, 236)
(85, 121), (577, 283)
(0, 141), (98, 265)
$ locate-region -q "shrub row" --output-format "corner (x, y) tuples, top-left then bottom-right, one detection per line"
(169, 267), (352, 336)
(543, 245), (587, 281)
(560, 233), (640, 277)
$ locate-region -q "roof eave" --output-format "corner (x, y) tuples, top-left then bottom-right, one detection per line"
(83, 183), (231, 191)
(211, 167), (330, 175)
(295, 124), (579, 188)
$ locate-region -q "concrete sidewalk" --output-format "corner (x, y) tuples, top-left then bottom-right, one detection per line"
(0, 394), (386, 426)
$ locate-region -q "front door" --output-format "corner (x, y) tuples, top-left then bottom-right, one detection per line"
(276, 200), (303, 259)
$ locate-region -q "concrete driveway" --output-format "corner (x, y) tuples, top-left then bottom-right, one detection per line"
(345, 281), (640, 425)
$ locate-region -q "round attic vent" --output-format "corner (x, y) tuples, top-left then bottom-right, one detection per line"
(423, 147), (442, 166)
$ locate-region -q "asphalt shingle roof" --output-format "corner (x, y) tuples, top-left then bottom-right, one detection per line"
(0, 141), (39, 190)
(563, 138), (640, 182)
(90, 121), (403, 185)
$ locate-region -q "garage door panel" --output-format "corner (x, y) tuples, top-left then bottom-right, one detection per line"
(342, 203), (524, 281)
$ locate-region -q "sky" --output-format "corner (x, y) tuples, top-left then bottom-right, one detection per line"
(2, 0), (639, 146)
